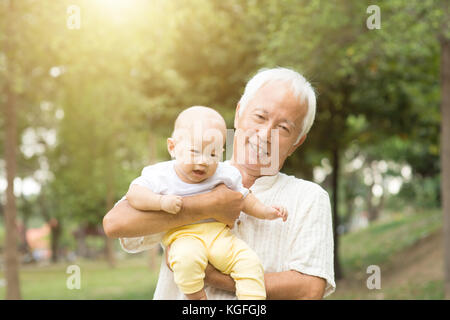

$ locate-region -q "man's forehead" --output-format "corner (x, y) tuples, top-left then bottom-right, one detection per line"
(247, 81), (307, 122)
(254, 107), (298, 127)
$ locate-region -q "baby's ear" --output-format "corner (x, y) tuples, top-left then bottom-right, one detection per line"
(167, 138), (176, 158)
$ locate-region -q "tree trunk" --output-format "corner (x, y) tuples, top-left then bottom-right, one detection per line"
(19, 217), (31, 256)
(331, 147), (342, 280)
(440, 36), (450, 300)
(3, 0), (21, 298)
(342, 174), (357, 228)
(76, 227), (89, 258)
(50, 219), (61, 264)
(366, 182), (376, 222)
(19, 196), (34, 258)
(367, 182), (384, 222)
(3, 52), (22, 301)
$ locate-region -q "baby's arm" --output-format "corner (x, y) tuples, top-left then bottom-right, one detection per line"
(242, 192), (288, 221)
(126, 184), (182, 214)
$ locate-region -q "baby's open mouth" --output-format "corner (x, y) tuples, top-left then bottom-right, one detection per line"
(192, 170), (205, 176)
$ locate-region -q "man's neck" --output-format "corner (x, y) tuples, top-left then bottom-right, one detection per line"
(229, 159), (260, 188)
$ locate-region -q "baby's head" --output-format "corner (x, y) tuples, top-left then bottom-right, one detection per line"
(167, 106), (227, 183)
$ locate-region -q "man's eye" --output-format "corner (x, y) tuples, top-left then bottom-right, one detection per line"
(279, 125), (289, 132)
(255, 114), (265, 120)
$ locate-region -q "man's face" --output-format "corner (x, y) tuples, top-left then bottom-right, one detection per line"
(233, 80), (308, 176)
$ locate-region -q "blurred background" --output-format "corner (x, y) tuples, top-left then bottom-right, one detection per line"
(0, 0), (449, 299)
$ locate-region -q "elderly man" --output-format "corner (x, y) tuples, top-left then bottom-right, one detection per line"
(103, 67), (335, 299)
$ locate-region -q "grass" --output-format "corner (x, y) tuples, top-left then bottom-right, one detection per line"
(0, 254), (161, 300)
(384, 280), (444, 300)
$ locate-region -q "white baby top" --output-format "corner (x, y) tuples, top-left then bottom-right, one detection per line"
(129, 159), (249, 197)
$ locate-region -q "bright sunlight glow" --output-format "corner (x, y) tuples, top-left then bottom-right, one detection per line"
(96, 0), (133, 10)
(87, 0), (150, 26)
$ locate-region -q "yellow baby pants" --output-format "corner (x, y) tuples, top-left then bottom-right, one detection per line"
(162, 222), (266, 300)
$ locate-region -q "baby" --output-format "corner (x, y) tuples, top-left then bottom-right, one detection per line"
(125, 106), (288, 300)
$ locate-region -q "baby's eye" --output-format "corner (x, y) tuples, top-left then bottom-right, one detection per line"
(190, 149), (200, 154)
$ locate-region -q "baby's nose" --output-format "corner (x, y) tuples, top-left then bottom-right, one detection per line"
(195, 155), (209, 166)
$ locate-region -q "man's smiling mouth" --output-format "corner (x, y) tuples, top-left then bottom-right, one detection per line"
(248, 141), (270, 157)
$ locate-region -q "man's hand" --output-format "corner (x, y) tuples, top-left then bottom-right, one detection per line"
(209, 184), (244, 228)
(204, 263), (236, 293)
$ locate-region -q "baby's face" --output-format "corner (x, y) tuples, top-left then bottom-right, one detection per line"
(169, 121), (225, 183)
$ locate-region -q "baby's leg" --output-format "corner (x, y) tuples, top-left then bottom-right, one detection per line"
(168, 236), (208, 300)
(208, 229), (266, 300)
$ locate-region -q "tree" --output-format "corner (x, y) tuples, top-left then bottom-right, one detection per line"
(439, 0), (450, 300)
(2, 0), (21, 300)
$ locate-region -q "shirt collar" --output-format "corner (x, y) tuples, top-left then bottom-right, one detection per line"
(250, 173), (280, 192)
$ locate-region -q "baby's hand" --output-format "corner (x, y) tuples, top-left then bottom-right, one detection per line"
(267, 205), (288, 222)
(160, 195), (183, 214)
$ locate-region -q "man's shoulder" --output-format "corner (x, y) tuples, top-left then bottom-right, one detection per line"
(277, 172), (329, 197)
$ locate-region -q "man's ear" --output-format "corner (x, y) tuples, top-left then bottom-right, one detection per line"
(234, 102), (241, 129)
(288, 134), (307, 156)
(167, 138), (176, 158)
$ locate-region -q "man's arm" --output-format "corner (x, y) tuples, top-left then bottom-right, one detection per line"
(103, 184), (244, 238)
(204, 266), (326, 299)
(264, 271), (326, 299)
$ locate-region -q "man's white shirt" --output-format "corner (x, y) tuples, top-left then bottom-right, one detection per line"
(119, 166), (336, 299)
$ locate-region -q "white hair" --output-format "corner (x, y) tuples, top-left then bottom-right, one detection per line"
(238, 67), (317, 144)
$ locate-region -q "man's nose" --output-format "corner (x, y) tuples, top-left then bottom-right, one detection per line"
(256, 123), (273, 144)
